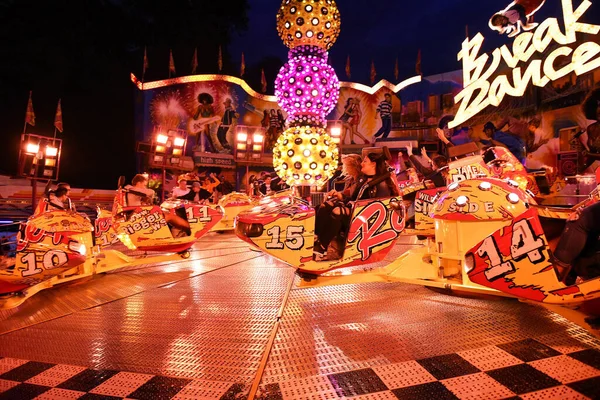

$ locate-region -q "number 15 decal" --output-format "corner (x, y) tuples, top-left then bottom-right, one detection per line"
(266, 226), (305, 250)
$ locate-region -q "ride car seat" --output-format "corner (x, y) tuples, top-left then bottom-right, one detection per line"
(448, 142), (480, 159)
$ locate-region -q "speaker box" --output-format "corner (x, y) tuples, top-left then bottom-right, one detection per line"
(557, 151), (579, 176)
(534, 175), (551, 195)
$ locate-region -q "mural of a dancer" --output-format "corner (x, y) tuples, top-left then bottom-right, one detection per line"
(374, 93), (393, 140)
(489, 0), (546, 37)
(339, 98), (369, 144)
(190, 93), (221, 152)
(216, 98), (238, 153)
(145, 79), (286, 155)
(265, 109), (285, 151)
(332, 89), (405, 145)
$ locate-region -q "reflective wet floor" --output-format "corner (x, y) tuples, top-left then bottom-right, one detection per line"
(1, 233), (599, 399)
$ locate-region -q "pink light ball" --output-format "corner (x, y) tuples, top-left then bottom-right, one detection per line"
(274, 46), (340, 121)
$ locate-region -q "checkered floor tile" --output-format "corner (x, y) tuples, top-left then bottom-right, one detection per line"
(257, 338), (600, 400)
(2, 337), (600, 399)
(0, 359), (245, 400)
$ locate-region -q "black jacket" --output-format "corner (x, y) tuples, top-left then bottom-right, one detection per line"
(347, 175), (393, 202)
(178, 188), (211, 202)
(409, 155), (446, 188)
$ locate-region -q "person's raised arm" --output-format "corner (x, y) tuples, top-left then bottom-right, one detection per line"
(437, 128), (452, 146)
(420, 147), (433, 165)
(409, 153), (434, 176)
(211, 173), (221, 187)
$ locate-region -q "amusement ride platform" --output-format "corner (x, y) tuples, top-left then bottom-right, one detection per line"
(0, 233), (599, 399)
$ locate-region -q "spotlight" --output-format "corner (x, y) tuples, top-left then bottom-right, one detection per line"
(237, 132), (248, 142)
(173, 137), (185, 147)
(45, 146), (58, 157)
(253, 133), (264, 144)
(26, 143), (39, 154)
(156, 134), (168, 144)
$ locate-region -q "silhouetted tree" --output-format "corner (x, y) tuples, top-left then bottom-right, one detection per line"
(0, 0), (249, 188)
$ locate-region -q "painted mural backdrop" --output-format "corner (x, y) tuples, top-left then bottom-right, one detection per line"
(135, 75), (436, 150)
(329, 87), (401, 145)
(135, 63), (599, 175)
(139, 78), (284, 153)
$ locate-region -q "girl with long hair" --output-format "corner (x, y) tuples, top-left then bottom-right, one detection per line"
(314, 150), (399, 259)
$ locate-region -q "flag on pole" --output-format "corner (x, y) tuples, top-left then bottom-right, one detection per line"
(25, 91), (35, 127)
(415, 49), (422, 76)
(261, 68), (267, 92)
(191, 48), (198, 74)
(394, 57), (399, 81)
(143, 46), (149, 79)
(370, 60), (376, 85)
(218, 45), (223, 72)
(169, 50), (176, 77)
(345, 55), (351, 79)
(54, 99), (63, 133)
(240, 52), (246, 77)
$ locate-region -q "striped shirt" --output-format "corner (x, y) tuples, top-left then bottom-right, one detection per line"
(269, 115), (281, 128)
(377, 100), (392, 118)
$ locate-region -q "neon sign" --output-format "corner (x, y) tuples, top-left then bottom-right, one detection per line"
(449, 0), (600, 129)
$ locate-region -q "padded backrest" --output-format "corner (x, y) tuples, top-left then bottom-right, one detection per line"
(43, 181), (53, 196)
(448, 142), (480, 159)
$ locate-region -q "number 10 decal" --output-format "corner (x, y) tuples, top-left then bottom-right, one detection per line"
(20, 250), (69, 277)
(266, 226), (305, 250)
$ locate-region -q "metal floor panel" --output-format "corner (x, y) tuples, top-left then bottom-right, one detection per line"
(0, 253), (257, 334)
(0, 244), (258, 335)
(2, 234), (600, 399)
(0, 255), (295, 385)
(260, 281), (600, 384)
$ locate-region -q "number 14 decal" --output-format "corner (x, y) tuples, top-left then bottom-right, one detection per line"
(476, 219), (545, 281)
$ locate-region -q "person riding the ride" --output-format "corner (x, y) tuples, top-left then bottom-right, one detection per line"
(580, 88), (600, 172)
(200, 173), (220, 197)
(47, 182), (75, 211)
(314, 154), (362, 259)
(125, 174), (191, 236)
(314, 151), (400, 260)
(47, 187), (72, 212)
(171, 178), (190, 198)
(178, 181), (211, 203)
(405, 142), (448, 188)
(436, 115), (473, 157)
(553, 202), (600, 284)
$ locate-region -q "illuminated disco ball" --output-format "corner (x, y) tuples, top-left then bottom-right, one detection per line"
(274, 46), (339, 124)
(276, 0), (341, 50)
(273, 126), (339, 186)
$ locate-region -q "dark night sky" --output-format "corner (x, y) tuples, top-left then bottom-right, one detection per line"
(230, 0), (570, 82)
(0, 0), (594, 189)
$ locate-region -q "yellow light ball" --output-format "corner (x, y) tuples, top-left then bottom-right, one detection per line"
(273, 126), (339, 187)
(276, 0), (341, 50)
